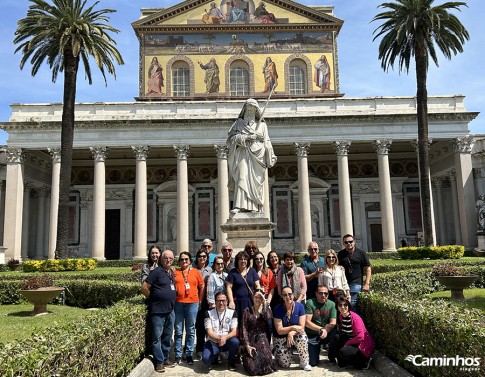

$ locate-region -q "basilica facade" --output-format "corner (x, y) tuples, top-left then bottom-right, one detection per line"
(0, 0), (482, 262)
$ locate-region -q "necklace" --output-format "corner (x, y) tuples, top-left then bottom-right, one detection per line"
(285, 302), (294, 324)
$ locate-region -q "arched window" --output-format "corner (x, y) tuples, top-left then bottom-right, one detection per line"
(289, 59), (307, 95)
(171, 61), (190, 97)
(229, 61), (250, 96)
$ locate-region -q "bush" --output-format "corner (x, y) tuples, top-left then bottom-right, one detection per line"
(367, 251), (399, 260)
(0, 297), (146, 376)
(97, 259), (146, 268)
(397, 245), (464, 259)
(22, 258), (97, 272)
(371, 258), (485, 274)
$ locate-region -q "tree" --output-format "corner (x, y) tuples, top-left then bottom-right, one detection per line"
(372, 0), (469, 246)
(14, 0), (124, 258)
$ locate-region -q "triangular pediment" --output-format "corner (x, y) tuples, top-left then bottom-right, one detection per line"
(132, 0), (343, 30)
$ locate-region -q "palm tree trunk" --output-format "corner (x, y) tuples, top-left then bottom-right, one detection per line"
(55, 48), (79, 258)
(415, 53), (434, 246)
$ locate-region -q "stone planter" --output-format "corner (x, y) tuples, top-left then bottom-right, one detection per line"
(19, 287), (65, 315)
(435, 275), (478, 301)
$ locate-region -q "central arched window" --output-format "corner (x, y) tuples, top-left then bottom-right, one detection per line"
(229, 61), (249, 96)
(172, 61), (190, 97)
(289, 59), (307, 95)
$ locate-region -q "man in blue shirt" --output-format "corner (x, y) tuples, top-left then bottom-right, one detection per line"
(300, 241), (325, 300)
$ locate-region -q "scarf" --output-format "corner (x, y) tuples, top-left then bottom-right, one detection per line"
(278, 264), (302, 299)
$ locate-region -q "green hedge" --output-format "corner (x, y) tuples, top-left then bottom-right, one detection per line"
(0, 297), (146, 376)
(397, 245), (464, 259)
(97, 259), (146, 268)
(367, 251), (399, 260)
(360, 265), (485, 377)
(22, 258), (97, 272)
(370, 258), (485, 274)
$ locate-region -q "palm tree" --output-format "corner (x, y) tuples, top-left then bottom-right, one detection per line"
(372, 0), (469, 246)
(14, 0), (124, 258)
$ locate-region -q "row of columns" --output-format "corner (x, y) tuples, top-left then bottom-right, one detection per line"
(2, 136), (477, 260)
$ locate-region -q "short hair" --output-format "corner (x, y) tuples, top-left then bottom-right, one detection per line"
(307, 241), (318, 250)
(342, 234), (354, 240)
(178, 251), (192, 262)
(266, 250), (280, 267)
(235, 250), (250, 265)
(316, 284), (329, 292)
(195, 248), (209, 267)
(215, 291), (227, 301)
(283, 251), (295, 260)
(202, 238), (213, 246)
(221, 241), (232, 250)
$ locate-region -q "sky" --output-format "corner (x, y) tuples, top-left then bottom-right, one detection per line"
(0, 0), (483, 145)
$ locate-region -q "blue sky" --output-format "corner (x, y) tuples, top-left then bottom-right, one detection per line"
(0, 0), (483, 145)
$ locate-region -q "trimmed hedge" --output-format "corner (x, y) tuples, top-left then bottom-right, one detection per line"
(360, 265), (485, 377)
(97, 259), (146, 268)
(22, 258), (97, 272)
(370, 258), (485, 274)
(397, 245), (464, 259)
(367, 251), (399, 260)
(0, 297), (146, 376)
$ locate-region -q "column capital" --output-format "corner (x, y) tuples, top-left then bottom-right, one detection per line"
(24, 181), (33, 192)
(174, 144), (190, 160)
(293, 142), (311, 157)
(5, 147), (25, 163)
(450, 136), (475, 154)
(410, 139), (433, 153)
(132, 145), (150, 161)
(36, 186), (49, 196)
(448, 169), (456, 181)
(333, 140), (351, 156)
(372, 139), (392, 155)
(432, 176), (444, 187)
(214, 144), (229, 159)
(47, 147), (61, 163)
(89, 146), (108, 162)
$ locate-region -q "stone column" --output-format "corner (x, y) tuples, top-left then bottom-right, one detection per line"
(35, 187), (47, 259)
(132, 145), (149, 259)
(90, 146), (108, 260)
(450, 136), (477, 248)
(3, 148), (25, 261)
(373, 140), (396, 251)
(333, 141), (353, 237)
(448, 170), (462, 244)
(47, 147), (61, 259)
(215, 144), (230, 245)
(21, 182), (31, 260)
(432, 177), (447, 245)
(294, 143), (312, 252)
(411, 140), (436, 245)
(174, 145), (190, 254)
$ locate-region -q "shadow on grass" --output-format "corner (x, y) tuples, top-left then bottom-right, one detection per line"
(7, 310), (42, 317)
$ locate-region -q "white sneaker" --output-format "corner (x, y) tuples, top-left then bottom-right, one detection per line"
(300, 364), (312, 371)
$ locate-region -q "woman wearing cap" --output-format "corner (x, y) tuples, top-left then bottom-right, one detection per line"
(241, 289), (277, 375)
(318, 249), (351, 302)
(226, 98), (277, 213)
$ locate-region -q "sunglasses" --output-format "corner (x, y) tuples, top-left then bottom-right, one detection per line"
(317, 291), (329, 296)
(310, 248), (318, 251)
(326, 256), (336, 260)
(198, 255), (207, 259)
(338, 303), (348, 308)
(215, 262), (224, 266)
(216, 299), (227, 303)
(254, 257), (264, 261)
(247, 247), (257, 250)
(179, 258), (190, 262)
(222, 248), (233, 252)
(282, 292), (293, 297)
(343, 240), (354, 245)
(203, 245), (211, 248)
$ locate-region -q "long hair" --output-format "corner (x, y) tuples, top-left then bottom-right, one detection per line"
(253, 251), (269, 276)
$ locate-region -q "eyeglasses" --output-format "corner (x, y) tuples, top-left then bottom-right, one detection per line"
(215, 262), (224, 266)
(198, 255), (207, 259)
(326, 256), (336, 260)
(338, 303), (348, 308)
(310, 248), (318, 251)
(317, 292), (329, 296)
(343, 240), (354, 245)
(203, 245), (211, 248)
(179, 258), (190, 262)
(254, 257), (264, 261)
(216, 299), (227, 303)
(282, 292), (293, 297)
(222, 248), (233, 252)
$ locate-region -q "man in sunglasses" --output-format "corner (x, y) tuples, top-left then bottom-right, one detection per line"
(300, 241), (325, 300)
(304, 285), (337, 366)
(337, 234), (371, 309)
(201, 238), (216, 266)
(218, 241), (235, 273)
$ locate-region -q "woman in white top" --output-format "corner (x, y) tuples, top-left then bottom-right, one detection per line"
(318, 249), (351, 302)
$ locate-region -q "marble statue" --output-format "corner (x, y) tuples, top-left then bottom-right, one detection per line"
(227, 98), (277, 213)
(476, 194), (485, 232)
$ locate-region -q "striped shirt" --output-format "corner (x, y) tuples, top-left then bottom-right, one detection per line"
(340, 315), (354, 338)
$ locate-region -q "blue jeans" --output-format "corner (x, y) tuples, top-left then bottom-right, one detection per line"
(307, 328), (337, 366)
(349, 284), (362, 309)
(151, 311), (175, 364)
(202, 338), (240, 365)
(174, 301), (199, 357)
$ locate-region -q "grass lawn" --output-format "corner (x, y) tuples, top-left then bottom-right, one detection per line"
(0, 303), (99, 345)
(427, 288), (485, 312)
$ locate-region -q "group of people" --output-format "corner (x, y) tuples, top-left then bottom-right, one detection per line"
(141, 234), (374, 374)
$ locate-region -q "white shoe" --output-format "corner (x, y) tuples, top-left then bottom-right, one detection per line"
(300, 364), (312, 371)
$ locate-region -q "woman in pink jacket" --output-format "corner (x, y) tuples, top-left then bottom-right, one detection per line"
(335, 297), (375, 369)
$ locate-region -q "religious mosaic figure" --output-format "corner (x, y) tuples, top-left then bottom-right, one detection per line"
(314, 55), (331, 92)
(146, 57), (164, 95)
(202, 2), (224, 24)
(198, 58), (220, 93)
(262, 57), (278, 93)
(227, 99), (277, 213)
(226, 0), (249, 23)
(253, 2), (277, 23)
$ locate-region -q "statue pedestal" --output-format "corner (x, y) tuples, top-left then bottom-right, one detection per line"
(220, 212), (275, 255)
(474, 233), (485, 257)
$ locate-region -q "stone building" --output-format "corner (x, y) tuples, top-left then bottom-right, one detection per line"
(0, 0), (482, 261)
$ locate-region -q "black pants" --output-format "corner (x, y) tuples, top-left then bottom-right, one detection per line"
(195, 299), (209, 354)
(334, 333), (369, 369)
